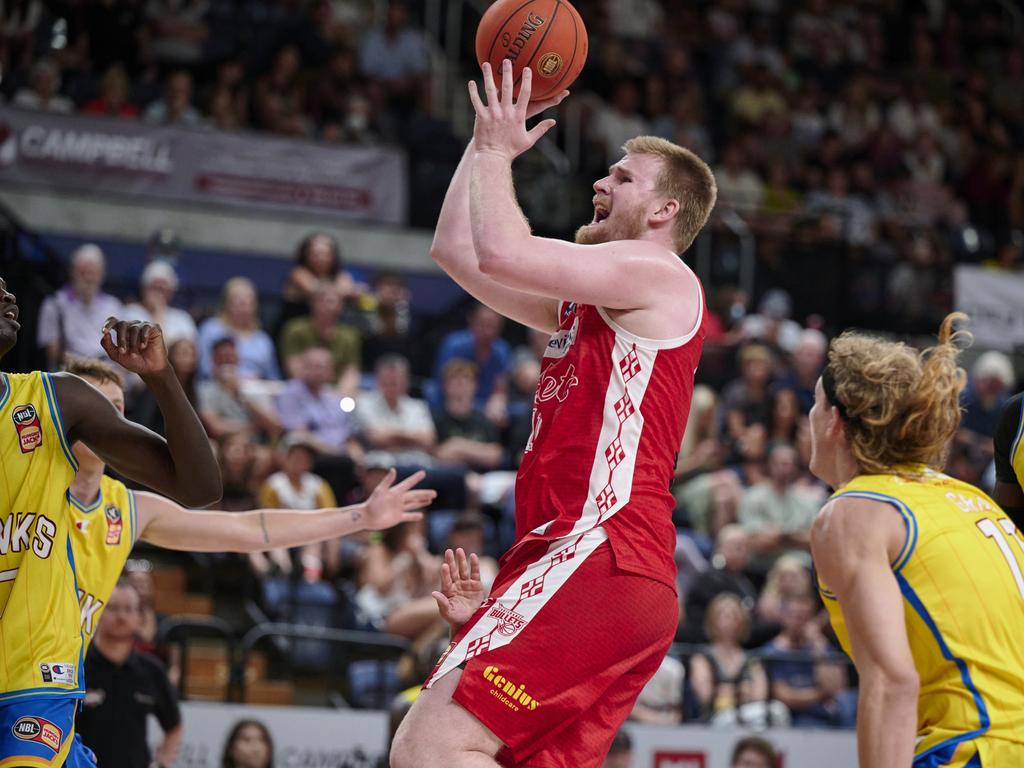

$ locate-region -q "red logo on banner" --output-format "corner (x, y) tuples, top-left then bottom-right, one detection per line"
(654, 753), (706, 768)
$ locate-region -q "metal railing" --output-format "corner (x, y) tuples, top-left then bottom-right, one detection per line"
(157, 615), (238, 702)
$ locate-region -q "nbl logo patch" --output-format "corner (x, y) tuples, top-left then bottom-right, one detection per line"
(12, 717), (62, 752)
(104, 504), (123, 545)
(12, 403), (42, 453)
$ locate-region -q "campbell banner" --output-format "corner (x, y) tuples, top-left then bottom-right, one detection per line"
(0, 107), (406, 225)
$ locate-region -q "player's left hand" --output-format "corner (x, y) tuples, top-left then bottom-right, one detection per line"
(363, 469), (436, 531)
(469, 60), (556, 161)
(101, 317), (168, 376)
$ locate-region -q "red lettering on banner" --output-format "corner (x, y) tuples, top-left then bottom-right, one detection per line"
(654, 753), (706, 768)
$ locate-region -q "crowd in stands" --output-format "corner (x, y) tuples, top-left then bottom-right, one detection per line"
(5, 0), (1024, 734)
(3, 1), (1023, 325)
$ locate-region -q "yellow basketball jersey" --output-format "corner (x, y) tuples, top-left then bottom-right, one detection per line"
(818, 467), (1024, 762)
(68, 475), (136, 648)
(0, 372), (82, 702)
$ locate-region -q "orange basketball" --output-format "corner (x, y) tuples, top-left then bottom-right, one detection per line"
(475, 0), (588, 102)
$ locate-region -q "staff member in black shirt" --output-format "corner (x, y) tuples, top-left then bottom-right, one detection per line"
(77, 579), (182, 768)
(993, 392), (1024, 529)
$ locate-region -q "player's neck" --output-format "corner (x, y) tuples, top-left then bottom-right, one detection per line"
(69, 464), (105, 506)
(830, 451), (861, 489)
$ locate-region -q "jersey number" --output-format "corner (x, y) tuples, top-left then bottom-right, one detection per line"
(977, 518), (1024, 599)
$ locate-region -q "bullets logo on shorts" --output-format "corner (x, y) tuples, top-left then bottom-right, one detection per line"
(488, 604), (526, 637)
(483, 666), (540, 711)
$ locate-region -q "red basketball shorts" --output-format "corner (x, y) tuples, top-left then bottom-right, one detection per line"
(424, 526), (679, 767)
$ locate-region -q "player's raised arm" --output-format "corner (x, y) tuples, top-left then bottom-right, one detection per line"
(811, 497), (919, 768)
(135, 469), (434, 552)
(55, 318), (221, 507)
(430, 85), (568, 333)
(467, 61), (713, 312)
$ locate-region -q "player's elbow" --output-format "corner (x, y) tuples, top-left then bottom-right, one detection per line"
(866, 664), (919, 702)
(179, 473), (223, 508)
(476, 245), (513, 278)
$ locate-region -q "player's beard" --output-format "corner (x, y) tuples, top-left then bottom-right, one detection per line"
(574, 204), (647, 245)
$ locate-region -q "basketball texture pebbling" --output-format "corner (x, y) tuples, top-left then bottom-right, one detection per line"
(475, 0), (588, 102)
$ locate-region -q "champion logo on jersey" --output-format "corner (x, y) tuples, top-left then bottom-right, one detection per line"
(12, 717), (62, 752)
(11, 403), (42, 453)
(40, 662), (76, 685)
(75, 519), (91, 532)
(104, 504), (123, 545)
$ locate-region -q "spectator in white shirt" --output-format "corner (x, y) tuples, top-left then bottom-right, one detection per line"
(13, 58), (74, 113)
(124, 261), (197, 346)
(356, 354), (435, 468)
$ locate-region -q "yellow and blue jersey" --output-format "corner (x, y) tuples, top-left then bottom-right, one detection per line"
(994, 392), (1024, 492)
(68, 475), (137, 648)
(818, 467), (1024, 767)
(0, 372), (82, 702)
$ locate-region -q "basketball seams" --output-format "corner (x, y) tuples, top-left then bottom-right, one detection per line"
(478, 0), (586, 101)
(511, 0), (561, 93)
(483, 0), (541, 66)
(544, 1), (583, 95)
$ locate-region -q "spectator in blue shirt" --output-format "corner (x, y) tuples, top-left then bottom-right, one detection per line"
(431, 304), (511, 409)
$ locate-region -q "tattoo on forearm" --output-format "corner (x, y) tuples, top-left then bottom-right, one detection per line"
(260, 511), (270, 545)
(352, 510), (362, 522)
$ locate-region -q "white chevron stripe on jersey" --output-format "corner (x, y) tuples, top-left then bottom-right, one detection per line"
(424, 527), (609, 688)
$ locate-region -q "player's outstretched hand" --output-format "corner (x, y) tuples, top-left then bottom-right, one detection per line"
(101, 317), (167, 377)
(432, 547), (485, 631)
(470, 59), (557, 161)
(363, 469), (436, 531)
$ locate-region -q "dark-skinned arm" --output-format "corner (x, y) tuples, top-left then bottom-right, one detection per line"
(55, 318), (221, 507)
(993, 393), (1024, 529)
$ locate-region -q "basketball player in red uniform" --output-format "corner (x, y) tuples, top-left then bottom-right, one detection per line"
(391, 61), (717, 768)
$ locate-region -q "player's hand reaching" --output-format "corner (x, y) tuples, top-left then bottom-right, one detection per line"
(432, 547), (485, 631)
(470, 59), (559, 161)
(101, 318), (168, 377)
(363, 469), (436, 531)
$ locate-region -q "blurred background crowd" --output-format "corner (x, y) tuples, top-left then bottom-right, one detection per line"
(2, 0), (1024, 751)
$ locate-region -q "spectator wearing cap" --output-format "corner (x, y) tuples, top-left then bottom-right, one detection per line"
(279, 280), (362, 395)
(124, 261), (197, 346)
(37, 244), (124, 368)
(252, 433), (339, 581)
(431, 304), (511, 410)
(601, 728), (633, 768)
(730, 735), (777, 768)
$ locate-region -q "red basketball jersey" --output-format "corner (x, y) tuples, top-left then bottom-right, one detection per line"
(513, 282), (706, 589)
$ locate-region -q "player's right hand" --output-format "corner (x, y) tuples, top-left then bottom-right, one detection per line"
(101, 317), (168, 376)
(432, 547), (484, 631)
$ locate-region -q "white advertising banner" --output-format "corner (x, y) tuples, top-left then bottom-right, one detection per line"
(165, 703), (857, 768)
(954, 265), (1024, 352)
(169, 702), (388, 768)
(0, 107), (407, 225)
(628, 723), (857, 768)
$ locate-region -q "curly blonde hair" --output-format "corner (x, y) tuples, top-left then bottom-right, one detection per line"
(826, 312), (969, 475)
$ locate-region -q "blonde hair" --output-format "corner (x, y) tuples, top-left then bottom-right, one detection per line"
(827, 312), (969, 475)
(704, 593), (750, 643)
(218, 276), (259, 330)
(65, 356), (123, 388)
(622, 136), (717, 253)
(761, 555), (811, 603)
